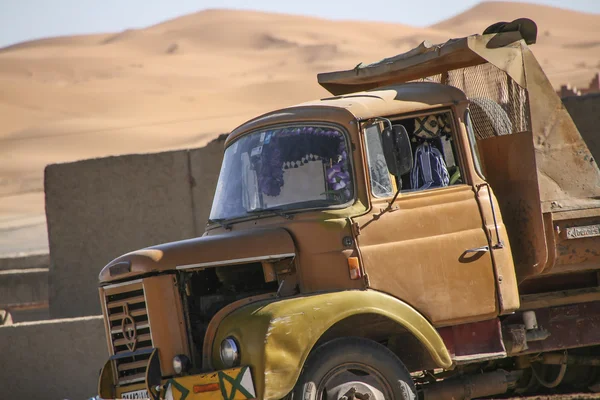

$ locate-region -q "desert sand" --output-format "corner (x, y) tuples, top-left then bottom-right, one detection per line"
(1, 1), (598, 254)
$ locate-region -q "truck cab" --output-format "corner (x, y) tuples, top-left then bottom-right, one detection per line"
(97, 19), (600, 400)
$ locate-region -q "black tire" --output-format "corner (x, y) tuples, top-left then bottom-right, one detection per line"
(290, 337), (416, 400)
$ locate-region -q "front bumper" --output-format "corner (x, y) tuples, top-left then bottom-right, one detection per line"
(101, 366), (256, 400)
(165, 366), (256, 400)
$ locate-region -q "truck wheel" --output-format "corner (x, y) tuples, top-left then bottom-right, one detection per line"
(290, 337), (416, 400)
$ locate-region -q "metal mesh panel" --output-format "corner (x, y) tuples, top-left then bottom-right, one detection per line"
(448, 63), (529, 140)
(413, 63), (530, 140)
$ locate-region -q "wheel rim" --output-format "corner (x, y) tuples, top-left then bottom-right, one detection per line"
(316, 362), (394, 400)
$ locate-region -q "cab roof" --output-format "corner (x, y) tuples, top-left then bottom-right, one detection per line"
(300, 82), (467, 120)
(226, 82), (466, 145)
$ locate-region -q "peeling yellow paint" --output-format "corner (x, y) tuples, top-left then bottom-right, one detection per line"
(211, 289), (451, 400)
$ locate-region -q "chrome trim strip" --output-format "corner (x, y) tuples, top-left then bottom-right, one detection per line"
(142, 281), (154, 347)
(101, 292), (115, 355)
(111, 322), (150, 335)
(118, 375), (146, 385)
(103, 278), (143, 290)
(176, 253), (296, 270)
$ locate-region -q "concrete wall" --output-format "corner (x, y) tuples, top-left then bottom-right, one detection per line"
(45, 136), (226, 318)
(0, 316), (107, 400)
(0, 251), (48, 271)
(0, 252), (50, 322)
(563, 93), (600, 162)
(0, 268), (48, 306)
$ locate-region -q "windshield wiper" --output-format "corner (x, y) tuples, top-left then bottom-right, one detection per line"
(247, 207), (294, 220)
(208, 207), (293, 229)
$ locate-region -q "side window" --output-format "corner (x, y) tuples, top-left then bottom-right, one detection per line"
(395, 111), (464, 192)
(364, 124), (394, 197)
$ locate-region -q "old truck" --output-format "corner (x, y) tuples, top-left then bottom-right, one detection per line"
(96, 19), (600, 400)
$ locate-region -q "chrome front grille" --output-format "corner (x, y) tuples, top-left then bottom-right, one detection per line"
(104, 280), (153, 385)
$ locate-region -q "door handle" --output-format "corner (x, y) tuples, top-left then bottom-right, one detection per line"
(464, 245), (490, 254)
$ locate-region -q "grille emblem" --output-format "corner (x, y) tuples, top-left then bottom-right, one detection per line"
(121, 303), (137, 352)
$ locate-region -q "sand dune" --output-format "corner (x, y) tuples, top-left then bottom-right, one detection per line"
(433, 1), (600, 35)
(0, 2), (598, 253)
(432, 1), (600, 79)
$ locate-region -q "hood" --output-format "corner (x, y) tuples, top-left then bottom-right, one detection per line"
(98, 228), (296, 283)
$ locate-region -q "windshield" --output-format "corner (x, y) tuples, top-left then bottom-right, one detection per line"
(209, 124), (354, 221)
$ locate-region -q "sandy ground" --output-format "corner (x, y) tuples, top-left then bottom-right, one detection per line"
(0, 1), (599, 255)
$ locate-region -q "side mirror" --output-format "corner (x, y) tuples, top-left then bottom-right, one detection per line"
(382, 124), (413, 177)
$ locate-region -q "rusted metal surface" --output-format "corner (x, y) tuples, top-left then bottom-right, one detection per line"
(504, 301), (600, 355)
(478, 132), (547, 282)
(316, 33), (526, 94)
(550, 214), (600, 274)
(542, 212), (558, 273)
(438, 318), (506, 363)
(520, 287), (600, 311)
(522, 45), (600, 214)
(505, 324), (528, 353)
(564, 224), (600, 240)
(519, 270), (598, 295)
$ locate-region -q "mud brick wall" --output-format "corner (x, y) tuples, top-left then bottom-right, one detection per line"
(563, 92), (600, 163)
(0, 252), (50, 322)
(45, 136), (226, 318)
(0, 251), (48, 271)
(0, 268), (48, 307)
(0, 316), (107, 400)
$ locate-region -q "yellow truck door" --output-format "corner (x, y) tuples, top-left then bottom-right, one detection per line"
(352, 112), (515, 327)
(354, 185), (499, 327)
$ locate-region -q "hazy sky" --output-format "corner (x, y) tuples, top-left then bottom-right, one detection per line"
(1, 0), (599, 48)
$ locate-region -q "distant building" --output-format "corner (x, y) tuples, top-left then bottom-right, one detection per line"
(559, 72), (600, 97)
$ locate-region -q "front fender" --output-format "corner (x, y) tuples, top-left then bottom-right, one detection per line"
(212, 289), (452, 400)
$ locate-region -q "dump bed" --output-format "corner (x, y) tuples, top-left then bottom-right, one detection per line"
(318, 24), (600, 282)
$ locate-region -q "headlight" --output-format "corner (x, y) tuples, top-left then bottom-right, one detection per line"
(220, 337), (240, 368)
(172, 354), (190, 375)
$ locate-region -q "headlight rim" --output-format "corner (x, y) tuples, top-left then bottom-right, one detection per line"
(172, 354), (190, 375)
(220, 336), (240, 368)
